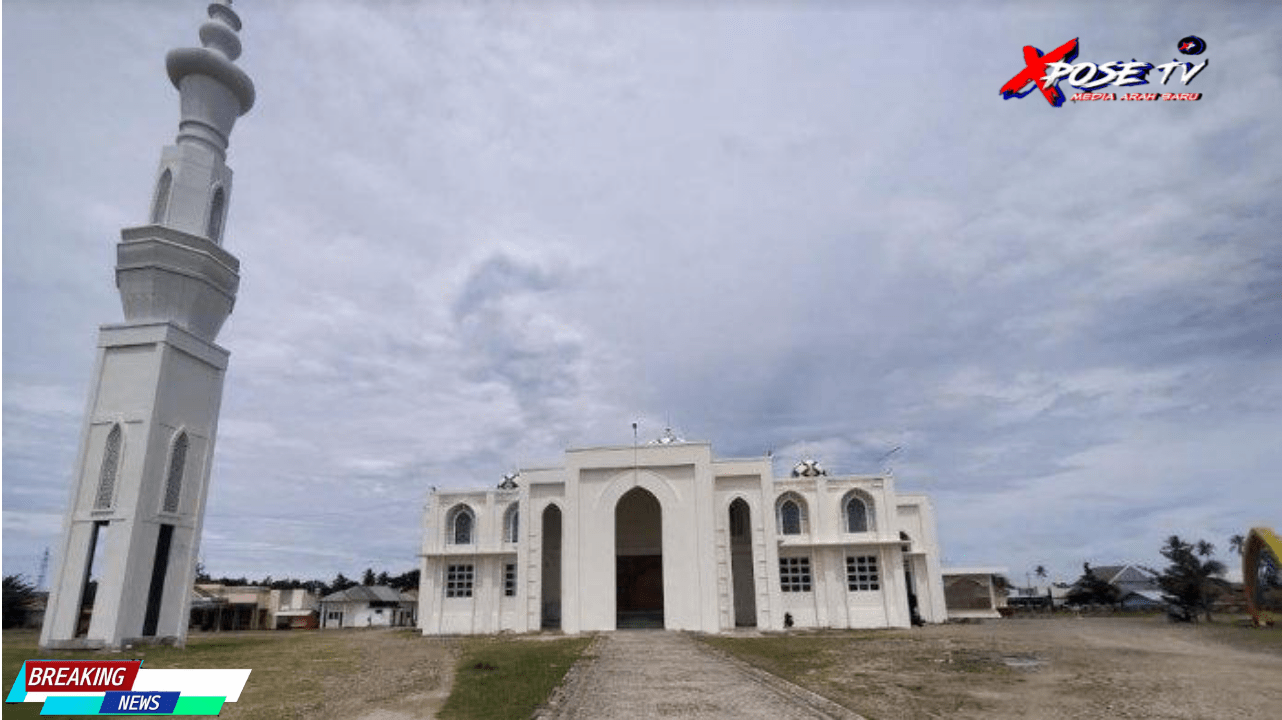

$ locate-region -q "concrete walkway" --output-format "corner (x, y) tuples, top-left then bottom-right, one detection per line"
(537, 631), (864, 719)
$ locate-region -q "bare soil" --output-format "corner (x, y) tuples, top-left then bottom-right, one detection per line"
(2, 628), (457, 720)
(708, 616), (1282, 720)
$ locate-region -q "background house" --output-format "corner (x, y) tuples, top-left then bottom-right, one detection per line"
(941, 568), (1008, 619)
(1086, 565), (1165, 610)
(270, 588), (320, 629)
(189, 585), (320, 631)
(320, 586), (416, 629)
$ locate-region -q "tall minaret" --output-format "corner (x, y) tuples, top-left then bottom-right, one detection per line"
(41, 1), (255, 650)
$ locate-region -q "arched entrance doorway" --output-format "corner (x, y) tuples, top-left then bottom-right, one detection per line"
(616, 487), (663, 628)
(541, 505), (562, 630)
(728, 498), (757, 627)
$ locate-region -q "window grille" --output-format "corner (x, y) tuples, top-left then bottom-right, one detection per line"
(845, 496), (869, 533)
(779, 556), (812, 592)
(94, 425), (122, 510)
(504, 563), (517, 597)
(846, 555), (880, 591)
(446, 564), (474, 598)
(777, 494), (808, 535)
(162, 432), (188, 513)
(447, 505), (475, 545)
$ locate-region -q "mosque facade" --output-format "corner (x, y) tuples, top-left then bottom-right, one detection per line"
(418, 435), (948, 634)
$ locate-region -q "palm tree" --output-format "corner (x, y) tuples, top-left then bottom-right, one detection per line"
(1229, 534), (1246, 557)
(1159, 536), (1227, 622)
(1196, 540), (1215, 558)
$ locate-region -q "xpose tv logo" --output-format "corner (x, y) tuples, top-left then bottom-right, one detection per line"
(1000, 37), (1208, 107)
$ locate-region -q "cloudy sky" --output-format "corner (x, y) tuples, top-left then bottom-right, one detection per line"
(4, 1), (1279, 587)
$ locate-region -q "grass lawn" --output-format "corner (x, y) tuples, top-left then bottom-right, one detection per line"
(438, 635), (592, 720)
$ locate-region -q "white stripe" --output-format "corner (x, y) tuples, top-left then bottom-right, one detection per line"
(19, 692), (102, 702)
(130, 669), (253, 702)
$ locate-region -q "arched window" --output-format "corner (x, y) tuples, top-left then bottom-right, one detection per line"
(151, 169), (172, 224)
(206, 186), (225, 241)
(503, 504), (519, 543)
(162, 432), (188, 513)
(446, 505), (475, 545)
(843, 490), (875, 533)
(776, 493), (808, 536)
(94, 425), (123, 510)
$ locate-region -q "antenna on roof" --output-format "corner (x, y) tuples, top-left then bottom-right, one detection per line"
(879, 445), (902, 474)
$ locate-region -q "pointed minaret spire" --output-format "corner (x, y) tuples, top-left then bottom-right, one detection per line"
(42, 1), (257, 651)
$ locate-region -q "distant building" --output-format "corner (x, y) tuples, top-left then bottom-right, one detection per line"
(1082, 565), (1165, 610)
(270, 588), (320, 629)
(941, 568), (1008, 619)
(320, 586), (416, 629)
(418, 438), (948, 635)
(189, 585), (271, 631)
(188, 585), (320, 631)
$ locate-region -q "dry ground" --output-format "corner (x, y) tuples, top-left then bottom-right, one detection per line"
(702, 615), (1282, 720)
(3, 628), (457, 720)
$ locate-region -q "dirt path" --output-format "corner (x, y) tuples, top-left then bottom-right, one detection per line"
(539, 631), (861, 719)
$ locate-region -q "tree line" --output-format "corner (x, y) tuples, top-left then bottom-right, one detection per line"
(194, 565), (420, 597)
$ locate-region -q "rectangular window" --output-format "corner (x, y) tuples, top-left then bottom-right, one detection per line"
(846, 555), (880, 591)
(446, 564), (474, 598)
(779, 556), (812, 592)
(504, 563), (517, 597)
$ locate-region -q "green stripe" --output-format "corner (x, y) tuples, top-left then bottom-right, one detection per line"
(171, 696), (227, 715)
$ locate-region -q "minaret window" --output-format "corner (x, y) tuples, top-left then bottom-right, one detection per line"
(162, 432), (188, 514)
(206, 187), (226, 242)
(151, 170), (172, 224)
(94, 425), (123, 510)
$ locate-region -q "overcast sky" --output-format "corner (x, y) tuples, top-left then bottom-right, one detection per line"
(4, 1), (1279, 587)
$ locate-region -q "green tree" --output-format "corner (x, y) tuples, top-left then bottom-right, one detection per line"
(331, 572), (357, 593)
(1157, 535), (1226, 622)
(3, 575), (39, 629)
(361, 568), (377, 586)
(1066, 563), (1119, 607)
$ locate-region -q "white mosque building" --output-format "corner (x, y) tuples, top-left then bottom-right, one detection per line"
(418, 432), (948, 635)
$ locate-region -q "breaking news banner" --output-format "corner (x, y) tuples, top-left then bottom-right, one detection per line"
(6, 660), (250, 716)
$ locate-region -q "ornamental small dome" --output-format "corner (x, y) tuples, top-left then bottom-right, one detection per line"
(791, 459), (828, 477)
(649, 427), (685, 445)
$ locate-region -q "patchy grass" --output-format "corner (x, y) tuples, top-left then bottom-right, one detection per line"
(4, 628), (453, 720)
(438, 635), (591, 720)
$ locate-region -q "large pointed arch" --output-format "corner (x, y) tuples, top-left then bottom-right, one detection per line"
(615, 486), (663, 628)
